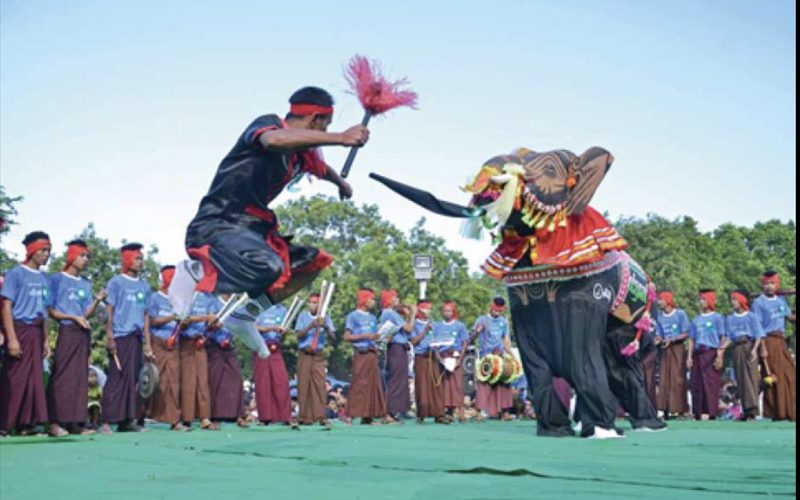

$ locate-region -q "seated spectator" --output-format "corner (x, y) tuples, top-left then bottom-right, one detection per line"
(87, 368), (104, 430)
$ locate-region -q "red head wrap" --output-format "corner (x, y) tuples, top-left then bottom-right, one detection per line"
(731, 291), (750, 312)
(309, 293), (321, 304)
(25, 239), (51, 263)
(381, 290), (398, 310)
(290, 104), (334, 116)
(358, 290), (375, 309)
(443, 302), (458, 321)
(64, 243), (91, 271)
(160, 267), (176, 292)
(417, 301), (433, 320)
(699, 291), (717, 311)
(122, 248), (143, 274)
(762, 272), (781, 289)
(659, 292), (676, 309)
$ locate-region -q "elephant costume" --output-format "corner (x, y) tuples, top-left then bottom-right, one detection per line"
(371, 147), (665, 438)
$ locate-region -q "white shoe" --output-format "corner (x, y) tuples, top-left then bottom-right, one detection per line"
(225, 314), (270, 360)
(168, 260), (204, 318)
(590, 427), (626, 440)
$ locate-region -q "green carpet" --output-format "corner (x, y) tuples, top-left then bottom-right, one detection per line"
(1, 421), (795, 500)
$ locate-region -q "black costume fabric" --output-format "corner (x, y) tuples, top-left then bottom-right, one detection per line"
(185, 115), (330, 296)
(602, 320), (661, 429)
(369, 173), (471, 218)
(510, 266), (622, 437)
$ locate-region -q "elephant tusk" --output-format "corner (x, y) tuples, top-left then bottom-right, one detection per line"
(490, 174), (513, 185)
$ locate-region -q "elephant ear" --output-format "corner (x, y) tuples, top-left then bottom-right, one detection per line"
(565, 147), (615, 215)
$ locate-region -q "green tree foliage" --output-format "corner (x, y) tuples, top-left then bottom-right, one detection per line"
(46, 224), (161, 368)
(0, 186), (24, 273)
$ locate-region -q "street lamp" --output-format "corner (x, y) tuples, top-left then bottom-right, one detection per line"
(413, 254), (433, 300)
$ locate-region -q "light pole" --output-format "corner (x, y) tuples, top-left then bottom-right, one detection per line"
(413, 255), (433, 301)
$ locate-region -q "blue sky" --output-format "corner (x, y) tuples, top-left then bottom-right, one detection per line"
(1, 0), (796, 270)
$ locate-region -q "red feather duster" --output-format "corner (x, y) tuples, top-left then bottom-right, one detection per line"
(340, 56), (418, 178)
(345, 55), (418, 115)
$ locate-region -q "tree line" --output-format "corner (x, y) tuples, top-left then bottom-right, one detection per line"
(1, 188), (795, 379)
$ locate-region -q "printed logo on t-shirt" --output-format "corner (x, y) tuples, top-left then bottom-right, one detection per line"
(135, 291), (147, 305)
(28, 283), (49, 301)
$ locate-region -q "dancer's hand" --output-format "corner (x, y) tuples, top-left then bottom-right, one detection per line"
(75, 316), (91, 330)
(7, 337), (21, 358)
(339, 180), (353, 201)
(686, 357), (694, 371)
(43, 342), (51, 360)
(97, 290), (108, 303)
(340, 125), (370, 147)
(713, 356), (725, 372)
(144, 343), (155, 361)
(750, 350), (759, 364)
(107, 337), (117, 356)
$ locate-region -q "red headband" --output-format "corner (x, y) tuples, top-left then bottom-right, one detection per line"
(64, 244), (90, 271)
(417, 302), (433, 320)
(309, 294), (321, 304)
(122, 249), (143, 274)
(358, 290), (375, 309)
(699, 291), (717, 311)
(762, 274), (781, 289)
(25, 239), (51, 262)
(659, 292), (676, 309)
(161, 268), (176, 292)
(290, 104), (334, 116)
(731, 292), (750, 312)
(381, 290), (398, 310)
(443, 302), (459, 320)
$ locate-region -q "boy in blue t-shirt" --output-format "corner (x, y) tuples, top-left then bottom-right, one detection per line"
(0, 232), (53, 437)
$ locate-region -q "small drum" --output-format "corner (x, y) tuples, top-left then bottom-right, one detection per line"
(138, 363), (160, 400)
(477, 354), (524, 385)
(462, 353), (478, 376)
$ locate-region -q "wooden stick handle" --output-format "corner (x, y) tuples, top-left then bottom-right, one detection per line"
(341, 111), (373, 178)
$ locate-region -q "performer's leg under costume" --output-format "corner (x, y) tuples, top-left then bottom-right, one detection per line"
(603, 321), (664, 431)
(174, 220), (330, 359)
(511, 277), (620, 438)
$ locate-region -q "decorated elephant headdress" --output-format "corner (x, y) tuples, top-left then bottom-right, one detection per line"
(370, 147), (628, 279)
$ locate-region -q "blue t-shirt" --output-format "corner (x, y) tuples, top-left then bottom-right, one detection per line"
(432, 320), (469, 353)
(105, 275), (151, 338)
(182, 292), (219, 339)
(1, 265), (51, 324)
(473, 315), (510, 357)
(726, 312), (766, 342)
(380, 309), (410, 345)
(345, 310), (378, 351)
(295, 311), (336, 352)
(690, 312), (727, 349)
(209, 298), (234, 347)
(412, 319), (435, 356)
(48, 272), (93, 326)
(257, 304), (288, 344)
(657, 309), (692, 341)
(147, 292), (178, 341)
(752, 295), (791, 334)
